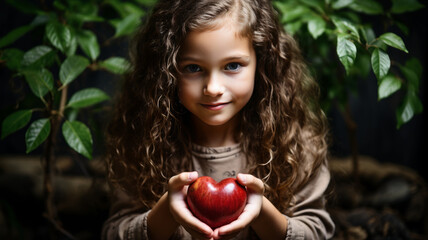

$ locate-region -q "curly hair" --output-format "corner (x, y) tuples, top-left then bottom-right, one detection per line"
(106, 0), (329, 213)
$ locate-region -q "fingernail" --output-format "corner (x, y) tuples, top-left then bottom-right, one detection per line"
(239, 174), (246, 184)
(188, 171), (197, 180)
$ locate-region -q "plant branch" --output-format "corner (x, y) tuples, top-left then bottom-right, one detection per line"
(42, 85), (72, 239)
(59, 84), (68, 117)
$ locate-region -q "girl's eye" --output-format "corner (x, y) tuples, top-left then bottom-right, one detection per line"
(185, 64), (202, 73)
(225, 62), (241, 71)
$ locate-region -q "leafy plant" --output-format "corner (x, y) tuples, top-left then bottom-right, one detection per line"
(273, 0), (424, 177)
(0, 0), (155, 237)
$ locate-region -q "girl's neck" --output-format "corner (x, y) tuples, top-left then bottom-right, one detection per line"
(189, 116), (239, 147)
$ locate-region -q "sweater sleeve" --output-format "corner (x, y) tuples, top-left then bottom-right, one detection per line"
(285, 163), (335, 239)
(101, 189), (151, 240)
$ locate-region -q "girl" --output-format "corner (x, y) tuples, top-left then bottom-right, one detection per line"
(103, 0), (335, 239)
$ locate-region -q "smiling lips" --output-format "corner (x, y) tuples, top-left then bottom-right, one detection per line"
(201, 102), (229, 110)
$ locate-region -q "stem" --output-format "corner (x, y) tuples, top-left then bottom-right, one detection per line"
(59, 85), (68, 117)
(43, 85), (69, 239)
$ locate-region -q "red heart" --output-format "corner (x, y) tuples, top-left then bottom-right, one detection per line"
(186, 176), (247, 229)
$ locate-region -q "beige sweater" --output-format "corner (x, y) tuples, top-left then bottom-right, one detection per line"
(102, 144), (335, 239)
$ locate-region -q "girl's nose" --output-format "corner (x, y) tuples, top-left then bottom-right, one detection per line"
(203, 72), (225, 96)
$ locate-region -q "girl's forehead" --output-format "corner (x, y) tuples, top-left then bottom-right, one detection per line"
(178, 23), (255, 64)
(187, 16), (250, 41)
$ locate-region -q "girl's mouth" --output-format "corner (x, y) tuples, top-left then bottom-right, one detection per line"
(201, 102), (229, 110)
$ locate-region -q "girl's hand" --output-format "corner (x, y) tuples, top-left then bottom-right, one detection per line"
(212, 173), (264, 240)
(168, 171), (214, 240)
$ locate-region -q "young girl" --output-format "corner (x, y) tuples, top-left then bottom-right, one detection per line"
(103, 0), (335, 239)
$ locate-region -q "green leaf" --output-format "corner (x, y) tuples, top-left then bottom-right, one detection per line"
(65, 2), (103, 25)
(0, 25), (33, 48)
(67, 0), (98, 16)
(107, 0), (130, 18)
(23, 68), (54, 98)
(277, 4), (311, 23)
(395, 21), (409, 35)
(349, 0), (383, 15)
(371, 48), (390, 81)
(68, 12), (104, 25)
(300, 0), (325, 14)
(59, 55), (90, 86)
(378, 74), (402, 100)
(65, 34), (78, 57)
(110, 14), (141, 38)
(378, 33), (408, 53)
(361, 25), (375, 44)
(391, 0), (424, 14)
(307, 16), (326, 39)
(133, 0), (157, 5)
(399, 65), (419, 91)
(25, 118), (51, 153)
(62, 120), (93, 159)
(21, 45), (55, 68)
(353, 51), (371, 78)
(396, 91), (423, 128)
(30, 15), (50, 26)
(53, 0), (66, 10)
(122, 2), (146, 16)
(67, 88), (109, 108)
(98, 57), (130, 74)
(45, 21), (72, 53)
(0, 48), (24, 70)
(107, 1), (145, 18)
(77, 30), (100, 61)
(336, 36), (357, 74)
(65, 108), (79, 122)
(284, 21), (303, 35)
(332, 17), (360, 41)
(405, 58), (422, 79)
(332, 0), (354, 9)
(1, 110), (32, 139)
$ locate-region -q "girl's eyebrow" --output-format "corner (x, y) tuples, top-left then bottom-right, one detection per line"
(179, 55), (251, 63)
(223, 55), (251, 63)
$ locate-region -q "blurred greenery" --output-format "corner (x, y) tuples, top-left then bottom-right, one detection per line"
(273, 0), (424, 129)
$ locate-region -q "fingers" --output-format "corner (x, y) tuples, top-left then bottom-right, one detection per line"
(214, 209), (255, 238)
(171, 203), (213, 238)
(182, 225), (213, 240)
(168, 172), (213, 239)
(212, 174), (265, 239)
(168, 171), (199, 191)
(213, 228), (237, 240)
(237, 173), (264, 194)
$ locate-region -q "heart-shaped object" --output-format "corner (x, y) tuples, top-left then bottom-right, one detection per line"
(186, 176), (247, 229)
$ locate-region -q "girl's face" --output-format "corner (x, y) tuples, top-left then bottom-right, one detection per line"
(177, 22), (256, 128)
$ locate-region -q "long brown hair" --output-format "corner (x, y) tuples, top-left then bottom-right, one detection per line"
(106, 0), (329, 212)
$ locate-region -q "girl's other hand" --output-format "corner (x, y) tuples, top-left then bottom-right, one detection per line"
(212, 173), (264, 240)
(168, 171), (214, 240)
